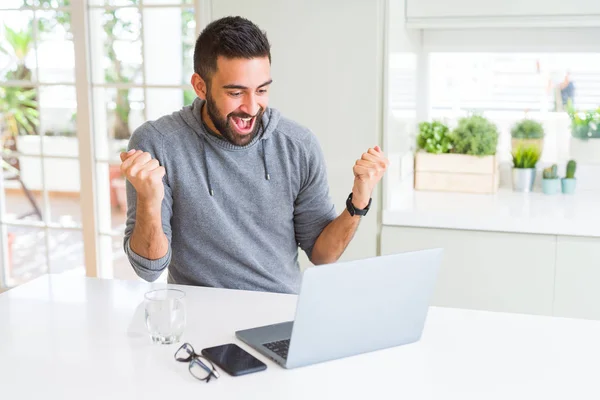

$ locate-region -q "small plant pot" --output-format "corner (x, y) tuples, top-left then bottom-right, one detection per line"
(561, 178), (577, 194)
(541, 178), (560, 195)
(512, 168), (536, 192)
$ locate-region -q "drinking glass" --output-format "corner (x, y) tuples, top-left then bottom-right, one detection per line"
(144, 288), (186, 344)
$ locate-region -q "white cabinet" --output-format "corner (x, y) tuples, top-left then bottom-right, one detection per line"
(381, 226), (556, 316)
(381, 226), (600, 320)
(554, 236), (600, 320)
(407, 0), (600, 19)
(406, 0), (600, 28)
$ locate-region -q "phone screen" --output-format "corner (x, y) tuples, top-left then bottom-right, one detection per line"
(201, 343), (267, 376)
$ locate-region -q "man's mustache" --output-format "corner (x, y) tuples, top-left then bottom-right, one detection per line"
(228, 107), (264, 119)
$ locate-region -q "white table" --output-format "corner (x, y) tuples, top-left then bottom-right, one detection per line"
(1, 275), (600, 399)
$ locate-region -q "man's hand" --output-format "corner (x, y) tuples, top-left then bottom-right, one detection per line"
(120, 149), (165, 210)
(351, 145), (389, 209)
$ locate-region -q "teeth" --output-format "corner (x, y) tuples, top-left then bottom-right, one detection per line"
(241, 117), (252, 122)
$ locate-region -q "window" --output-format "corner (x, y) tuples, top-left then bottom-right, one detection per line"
(0, 1), (81, 287)
(0, 0), (200, 288)
(389, 52), (600, 165)
(428, 53), (600, 164)
(429, 53), (600, 112)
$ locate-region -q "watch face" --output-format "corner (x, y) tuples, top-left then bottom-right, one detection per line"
(346, 195), (355, 216)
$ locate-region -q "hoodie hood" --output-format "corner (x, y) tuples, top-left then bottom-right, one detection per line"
(178, 97), (280, 195)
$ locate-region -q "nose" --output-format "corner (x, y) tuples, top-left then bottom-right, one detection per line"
(240, 93), (260, 117)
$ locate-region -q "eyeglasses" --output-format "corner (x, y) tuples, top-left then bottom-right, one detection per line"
(174, 343), (220, 382)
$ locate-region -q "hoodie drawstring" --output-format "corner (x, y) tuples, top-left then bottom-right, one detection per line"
(184, 112), (270, 196)
(202, 136), (270, 196)
(202, 136), (214, 196)
(261, 139), (270, 181)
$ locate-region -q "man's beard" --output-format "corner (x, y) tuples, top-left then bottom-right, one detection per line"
(205, 90), (264, 146)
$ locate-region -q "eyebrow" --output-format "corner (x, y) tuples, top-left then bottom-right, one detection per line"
(222, 79), (273, 90)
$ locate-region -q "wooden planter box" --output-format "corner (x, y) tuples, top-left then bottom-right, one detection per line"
(414, 152), (500, 194)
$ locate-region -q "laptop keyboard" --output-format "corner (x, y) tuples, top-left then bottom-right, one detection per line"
(263, 339), (290, 360)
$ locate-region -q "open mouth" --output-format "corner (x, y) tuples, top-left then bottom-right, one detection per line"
(230, 115), (256, 135)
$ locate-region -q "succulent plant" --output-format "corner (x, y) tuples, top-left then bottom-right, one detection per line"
(542, 164), (558, 179)
(565, 160), (577, 179)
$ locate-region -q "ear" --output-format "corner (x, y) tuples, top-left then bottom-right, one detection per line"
(191, 73), (208, 100)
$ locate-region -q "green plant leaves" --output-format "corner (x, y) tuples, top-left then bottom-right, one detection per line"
(3, 25), (33, 61)
(416, 121), (453, 154)
(0, 86), (39, 135)
(512, 144), (541, 169)
(567, 101), (600, 139)
(511, 119), (544, 139)
(452, 115), (499, 156)
(566, 160), (577, 179)
(416, 115), (499, 156)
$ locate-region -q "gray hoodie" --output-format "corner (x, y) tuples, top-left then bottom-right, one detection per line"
(124, 98), (337, 294)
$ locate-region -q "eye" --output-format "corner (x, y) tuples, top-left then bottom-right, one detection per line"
(257, 89), (268, 95)
(229, 92), (242, 97)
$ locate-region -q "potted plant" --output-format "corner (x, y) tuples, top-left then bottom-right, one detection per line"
(414, 115), (500, 194)
(541, 164), (560, 195)
(561, 160), (577, 194)
(511, 119), (544, 154)
(511, 143), (541, 192)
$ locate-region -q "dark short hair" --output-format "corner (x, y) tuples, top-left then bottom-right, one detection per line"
(193, 16), (271, 82)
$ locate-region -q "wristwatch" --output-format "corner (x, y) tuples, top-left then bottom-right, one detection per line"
(346, 192), (371, 217)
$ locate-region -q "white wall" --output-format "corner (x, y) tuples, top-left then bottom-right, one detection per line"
(211, 0), (386, 265)
(388, 0), (420, 54)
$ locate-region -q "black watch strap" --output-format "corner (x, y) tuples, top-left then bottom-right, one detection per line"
(346, 193), (371, 217)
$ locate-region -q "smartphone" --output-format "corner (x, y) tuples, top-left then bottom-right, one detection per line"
(201, 343), (267, 377)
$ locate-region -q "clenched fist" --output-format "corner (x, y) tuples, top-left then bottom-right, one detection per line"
(351, 145), (389, 209)
(120, 149), (166, 209)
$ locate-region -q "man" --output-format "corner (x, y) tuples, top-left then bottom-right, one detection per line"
(121, 16), (388, 294)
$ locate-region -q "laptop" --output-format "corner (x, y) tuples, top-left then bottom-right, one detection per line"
(235, 248), (443, 369)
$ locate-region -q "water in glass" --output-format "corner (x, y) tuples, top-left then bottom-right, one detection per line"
(144, 289), (186, 344)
